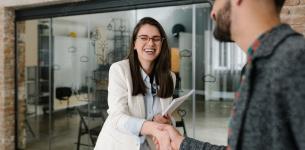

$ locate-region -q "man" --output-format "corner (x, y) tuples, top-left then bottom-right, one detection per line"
(158, 0), (305, 149)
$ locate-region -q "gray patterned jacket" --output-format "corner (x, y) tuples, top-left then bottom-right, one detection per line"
(180, 24), (305, 150)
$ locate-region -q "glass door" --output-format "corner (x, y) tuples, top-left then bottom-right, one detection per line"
(17, 2), (241, 149)
(17, 18), (54, 149)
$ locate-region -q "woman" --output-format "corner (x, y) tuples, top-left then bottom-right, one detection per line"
(94, 17), (176, 150)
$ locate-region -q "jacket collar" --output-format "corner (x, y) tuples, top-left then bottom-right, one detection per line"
(253, 24), (301, 59)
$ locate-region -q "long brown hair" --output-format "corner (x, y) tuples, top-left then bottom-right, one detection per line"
(128, 17), (173, 98)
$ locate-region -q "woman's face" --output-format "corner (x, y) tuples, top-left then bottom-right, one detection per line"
(134, 24), (163, 66)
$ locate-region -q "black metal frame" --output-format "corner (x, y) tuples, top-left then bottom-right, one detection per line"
(14, 16), (19, 150)
(16, 0), (212, 21)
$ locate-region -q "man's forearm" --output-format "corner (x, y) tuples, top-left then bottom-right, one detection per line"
(180, 137), (226, 150)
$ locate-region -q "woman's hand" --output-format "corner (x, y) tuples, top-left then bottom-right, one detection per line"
(153, 114), (171, 124)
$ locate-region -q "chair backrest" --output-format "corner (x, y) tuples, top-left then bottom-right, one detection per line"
(56, 87), (72, 100)
(94, 90), (108, 109)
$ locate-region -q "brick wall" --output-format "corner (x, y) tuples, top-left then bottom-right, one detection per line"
(16, 21), (26, 149)
(0, 7), (16, 150)
(282, 0), (305, 35)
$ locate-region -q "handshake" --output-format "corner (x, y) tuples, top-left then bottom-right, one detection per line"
(141, 114), (185, 150)
(152, 123), (185, 150)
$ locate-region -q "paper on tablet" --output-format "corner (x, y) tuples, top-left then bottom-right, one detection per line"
(162, 90), (194, 116)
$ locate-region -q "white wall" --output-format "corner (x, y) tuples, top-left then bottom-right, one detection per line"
(25, 20), (38, 66)
(53, 36), (94, 90)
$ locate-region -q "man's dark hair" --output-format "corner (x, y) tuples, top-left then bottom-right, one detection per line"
(275, 0), (286, 12)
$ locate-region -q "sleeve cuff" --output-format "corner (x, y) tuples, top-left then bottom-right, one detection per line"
(117, 117), (146, 136)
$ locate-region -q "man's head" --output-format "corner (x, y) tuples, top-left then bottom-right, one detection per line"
(210, 0), (233, 42)
(210, 0), (286, 42)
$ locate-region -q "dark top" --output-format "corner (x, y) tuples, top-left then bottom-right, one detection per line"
(180, 24), (305, 150)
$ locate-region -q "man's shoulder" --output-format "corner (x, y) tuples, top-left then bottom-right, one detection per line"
(280, 33), (305, 51)
(275, 34), (305, 62)
(264, 33), (305, 77)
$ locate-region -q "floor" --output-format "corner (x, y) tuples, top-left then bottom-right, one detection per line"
(182, 98), (232, 145)
(25, 97), (232, 150)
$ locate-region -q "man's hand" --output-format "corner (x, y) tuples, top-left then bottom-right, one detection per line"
(153, 130), (172, 150)
(161, 125), (185, 150)
(140, 121), (171, 150)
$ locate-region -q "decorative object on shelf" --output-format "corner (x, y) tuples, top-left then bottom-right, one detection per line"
(91, 27), (109, 65)
(90, 29), (101, 42)
(89, 18), (131, 66)
(69, 31), (77, 38)
(104, 18), (130, 63)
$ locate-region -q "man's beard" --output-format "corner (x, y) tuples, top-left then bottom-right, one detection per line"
(213, 1), (234, 42)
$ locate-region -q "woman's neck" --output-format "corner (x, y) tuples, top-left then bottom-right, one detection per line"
(141, 61), (155, 75)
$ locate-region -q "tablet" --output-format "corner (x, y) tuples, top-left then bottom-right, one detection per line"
(162, 90), (194, 116)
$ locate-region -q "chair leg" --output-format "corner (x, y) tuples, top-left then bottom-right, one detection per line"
(76, 119), (82, 150)
(26, 119), (35, 137)
(67, 99), (70, 109)
(181, 118), (187, 136)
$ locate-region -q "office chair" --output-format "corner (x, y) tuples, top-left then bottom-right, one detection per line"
(76, 90), (108, 150)
(55, 87), (72, 110)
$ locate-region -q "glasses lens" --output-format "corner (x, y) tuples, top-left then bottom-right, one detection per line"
(139, 35), (149, 42)
(137, 35), (163, 45)
(152, 37), (162, 42)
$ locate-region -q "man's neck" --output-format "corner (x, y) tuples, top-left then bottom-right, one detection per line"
(232, 8), (281, 53)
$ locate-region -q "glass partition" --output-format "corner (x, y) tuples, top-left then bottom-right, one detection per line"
(17, 18), (54, 149)
(16, 2), (245, 149)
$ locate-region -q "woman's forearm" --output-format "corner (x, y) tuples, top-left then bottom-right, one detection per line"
(140, 121), (160, 136)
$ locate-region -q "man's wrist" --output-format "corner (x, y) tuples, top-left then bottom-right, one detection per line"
(174, 135), (185, 149)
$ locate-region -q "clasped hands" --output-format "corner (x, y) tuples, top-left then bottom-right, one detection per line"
(151, 114), (185, 150)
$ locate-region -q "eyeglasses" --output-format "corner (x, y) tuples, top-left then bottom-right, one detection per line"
(136, 35), (165, 45)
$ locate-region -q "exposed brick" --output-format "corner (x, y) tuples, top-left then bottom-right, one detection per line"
(281, 15), (305, 25)
(0, 7), (15, 150)
(282, 5), (305, 16)
(281, 1), (305, 35)
(285, 0), (301, 6)
(291, 24), (305, 35)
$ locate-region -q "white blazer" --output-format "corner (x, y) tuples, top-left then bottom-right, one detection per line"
(94, 59), (176, 150)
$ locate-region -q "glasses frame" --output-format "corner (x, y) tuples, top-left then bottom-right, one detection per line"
(136, 35), (165, 45)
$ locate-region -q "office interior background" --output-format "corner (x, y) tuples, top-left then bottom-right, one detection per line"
(0, 0), (304, 150)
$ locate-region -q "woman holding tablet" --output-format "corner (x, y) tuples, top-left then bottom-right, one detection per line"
(94, 17), (176, 150)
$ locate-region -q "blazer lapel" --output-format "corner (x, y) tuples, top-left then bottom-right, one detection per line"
(136, 95), (146, 118)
